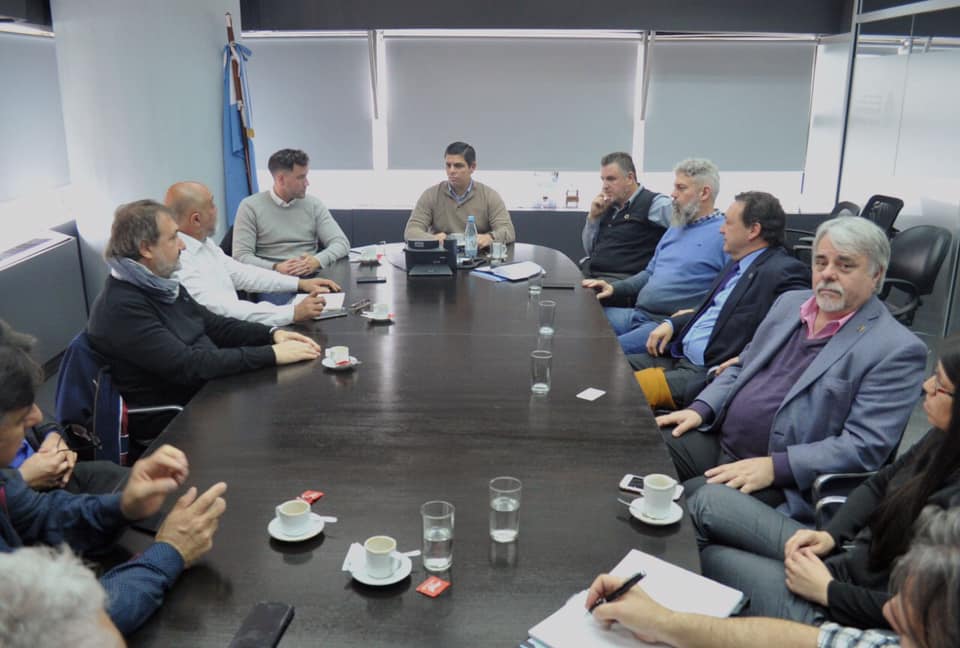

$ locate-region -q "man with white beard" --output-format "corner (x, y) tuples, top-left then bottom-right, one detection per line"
(656, 217), (926, 522)
(583, 159), (729, 354)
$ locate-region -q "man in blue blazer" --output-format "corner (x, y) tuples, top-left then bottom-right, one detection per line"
(656, 217), (927, 522)
(629, 191), (810, 408)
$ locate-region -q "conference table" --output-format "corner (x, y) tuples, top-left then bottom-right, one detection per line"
(127, 243), (700, 646)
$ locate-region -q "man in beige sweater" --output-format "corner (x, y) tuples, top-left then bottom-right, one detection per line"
(403, 141), (516, 248)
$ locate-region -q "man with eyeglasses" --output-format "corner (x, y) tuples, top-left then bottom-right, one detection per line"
(0, 320), (227, 635)
(656, 217), (926, 522)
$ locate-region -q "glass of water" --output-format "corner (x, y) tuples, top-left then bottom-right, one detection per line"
(538, 300), (556, 336)
(531, 350), (552, 394)
(489, 477), (522, 543)
(528, 273), (543, 295)
(421, 500), (454, 571)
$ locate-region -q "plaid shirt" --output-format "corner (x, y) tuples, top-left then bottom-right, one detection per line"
(818, 622), (900, 648)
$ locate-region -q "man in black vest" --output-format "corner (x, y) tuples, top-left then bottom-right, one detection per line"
(580, 152), (672, 280)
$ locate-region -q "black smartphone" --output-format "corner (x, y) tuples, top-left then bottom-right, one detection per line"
(542, 283), (575, 290)
(357, 276), (386, 284)
(229, 601), (294, 648)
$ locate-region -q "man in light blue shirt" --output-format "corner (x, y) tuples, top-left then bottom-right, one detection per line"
(583, 159), (729, 354)
(630, 191), (810, 409)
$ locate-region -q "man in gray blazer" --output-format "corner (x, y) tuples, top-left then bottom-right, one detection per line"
(656, 217), (927, 522)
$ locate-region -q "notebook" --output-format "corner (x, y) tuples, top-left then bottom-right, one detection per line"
(527, 550), (745, 648)
(292, 291), (345, 313)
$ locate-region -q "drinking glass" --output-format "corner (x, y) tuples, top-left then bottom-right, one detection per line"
(421, 500), (454, 571)
(489, 477), (522, 542)
(538, 300), (556, 336)
(531, 350), (552, 394)
(528, 274), (543, 295)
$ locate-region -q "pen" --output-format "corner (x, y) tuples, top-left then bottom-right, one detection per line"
(588, 571), (646, 613)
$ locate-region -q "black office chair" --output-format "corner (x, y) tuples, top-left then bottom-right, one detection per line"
(860, 195), (904, 238)
(55, 332), (182, 465)
(831, 201), (861, 218)
(220, 224), (235, 256)
(880, 225), (952, 326)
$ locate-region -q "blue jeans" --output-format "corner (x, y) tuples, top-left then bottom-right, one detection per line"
(690, 484), (825, 624)
(603, 307), (662, 355)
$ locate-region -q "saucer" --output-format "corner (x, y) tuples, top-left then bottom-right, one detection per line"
(628, 498), (684, 526)
(267, 513), (326, 542)
(321, 356), (359, 371)
(350, 553), (413, 586)
(360, 312), (393, 323)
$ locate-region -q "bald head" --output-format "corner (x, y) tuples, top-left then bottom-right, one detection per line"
(164, 181), (217, 240)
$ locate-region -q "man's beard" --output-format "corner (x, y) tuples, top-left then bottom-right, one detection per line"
(815, 280), (846, 312)
(671, 199), (699, 226)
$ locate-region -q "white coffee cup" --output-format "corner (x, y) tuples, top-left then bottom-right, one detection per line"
(364, 535), (400, 578)
(372, 303), (389, 319)
(325, 345), (350, 365)
(642, 473), (677, 519)
(275, 499), (311, 535)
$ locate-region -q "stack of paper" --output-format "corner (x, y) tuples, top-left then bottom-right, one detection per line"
(527, 550), (745, 647)
(473, 261), (544, 282)
(292, 292), (345, 310)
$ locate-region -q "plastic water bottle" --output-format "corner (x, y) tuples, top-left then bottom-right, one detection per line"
(464, 215), (478, 259)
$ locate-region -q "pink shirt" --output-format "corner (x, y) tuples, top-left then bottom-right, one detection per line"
(799, 295), (857, 340)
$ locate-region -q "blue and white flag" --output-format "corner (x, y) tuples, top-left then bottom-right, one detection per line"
(222, 41), (258, 226)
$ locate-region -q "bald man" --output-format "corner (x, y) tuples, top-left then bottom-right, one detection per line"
(166, 182), (339, 326)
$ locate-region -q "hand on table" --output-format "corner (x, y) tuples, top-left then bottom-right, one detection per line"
(477, 233), (493, 249)
(582, 279), (614, 300)
(585, 574), (673, 644)
(299, 277), (340, 293)
(272, 330), (322, 365)
(273, 258), (313, 276)
(292, 293), (326, 322)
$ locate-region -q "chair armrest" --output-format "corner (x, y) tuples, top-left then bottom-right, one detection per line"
(812, 471), (876, 502)
(127, 405), (184, 415)
(815, 496), (848, 530)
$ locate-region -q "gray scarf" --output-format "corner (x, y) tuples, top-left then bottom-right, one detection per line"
(106, 257), (180, 304)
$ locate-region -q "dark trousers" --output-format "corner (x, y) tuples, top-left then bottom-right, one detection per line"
(659, 425), (786, 508)
(65, 460), (129, 495)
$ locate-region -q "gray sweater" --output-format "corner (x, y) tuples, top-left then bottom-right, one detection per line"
(232, 191), (350, 269)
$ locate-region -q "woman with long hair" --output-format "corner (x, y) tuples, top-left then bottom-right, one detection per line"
(688, 337), (960, 629)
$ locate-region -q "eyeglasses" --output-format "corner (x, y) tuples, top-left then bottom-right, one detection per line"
(930, 374), (955, 398)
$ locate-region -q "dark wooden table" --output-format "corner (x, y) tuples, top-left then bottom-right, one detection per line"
(128, 244), (699, 647)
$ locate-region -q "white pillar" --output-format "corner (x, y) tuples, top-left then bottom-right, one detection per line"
(50, 0), (241, 307)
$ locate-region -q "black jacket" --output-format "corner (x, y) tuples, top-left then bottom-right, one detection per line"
(669, 246), (810, 367)
(87, 276), (276, 409)
(824, 429), (960, 628)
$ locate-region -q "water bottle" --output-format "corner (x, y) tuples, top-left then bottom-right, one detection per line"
(464, 215), (478, 259)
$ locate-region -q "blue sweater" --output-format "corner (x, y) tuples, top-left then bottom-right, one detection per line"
(611, 212), (729, 318)
(0, 470), (183, 635)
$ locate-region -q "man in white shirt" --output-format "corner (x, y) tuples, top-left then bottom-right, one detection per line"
(166, 182), (339, 326)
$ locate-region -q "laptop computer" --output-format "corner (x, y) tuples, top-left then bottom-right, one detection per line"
(405, 239), (457, 277)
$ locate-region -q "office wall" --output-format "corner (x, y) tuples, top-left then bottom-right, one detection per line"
(50, 0), (241, 309)
(0, 33), (69, 204)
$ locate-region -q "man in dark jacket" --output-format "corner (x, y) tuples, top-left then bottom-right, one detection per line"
(629, 191), (809, 409)
(0, 321), (227, 635)
(87, 199), (321, 444)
